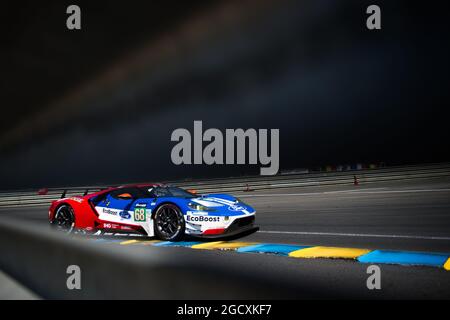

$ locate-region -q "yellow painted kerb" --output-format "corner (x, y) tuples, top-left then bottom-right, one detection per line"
(120, 239), (142, 245)
(191, 241), (224, 249)
(138, 240), (162, 245)
(289, 246), (371, 259)
(444, 258), (450, 271)
(192, 241), (258, 250)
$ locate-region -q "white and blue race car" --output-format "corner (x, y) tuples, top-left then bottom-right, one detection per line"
(49, 184), (257, 241)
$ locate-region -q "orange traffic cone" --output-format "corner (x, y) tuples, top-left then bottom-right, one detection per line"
(354, 175), (359, 186)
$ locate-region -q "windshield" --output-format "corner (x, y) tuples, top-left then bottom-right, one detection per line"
(139, 186), (197, 198)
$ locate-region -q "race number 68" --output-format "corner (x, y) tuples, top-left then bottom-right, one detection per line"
(134, 208), (146, 222)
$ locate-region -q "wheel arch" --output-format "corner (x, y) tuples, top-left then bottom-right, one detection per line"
(51, 202), (75, 222)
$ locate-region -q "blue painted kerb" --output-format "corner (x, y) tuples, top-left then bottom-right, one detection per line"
(237, 243), (310, 255)
(357, 250), (449, 267)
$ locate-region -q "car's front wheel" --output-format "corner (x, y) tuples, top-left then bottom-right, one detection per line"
(51, 204), (75, 233)
(154, 204), (185, 241)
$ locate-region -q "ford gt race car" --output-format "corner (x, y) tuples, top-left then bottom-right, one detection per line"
(48, 184), (257, 240)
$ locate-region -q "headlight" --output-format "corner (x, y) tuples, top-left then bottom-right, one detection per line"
(188, 202), (216, 211)
(234, 197), (247, 206)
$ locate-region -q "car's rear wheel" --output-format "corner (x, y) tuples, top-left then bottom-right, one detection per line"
(52, 204), (75, 233)
(154, 204), (185, 241)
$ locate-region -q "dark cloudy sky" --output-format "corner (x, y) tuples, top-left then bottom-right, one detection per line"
(0, 0), (449, 189)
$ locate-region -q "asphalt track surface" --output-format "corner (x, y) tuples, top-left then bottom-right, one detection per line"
(1, 177), (450, 298)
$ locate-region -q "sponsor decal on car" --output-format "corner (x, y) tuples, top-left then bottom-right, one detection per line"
(186, 210), (208, 216)
(68, 197), (84, 203)
(103, 208), (118, 215)
(119, 211), (131, 219)
(102, 223), (120, 229)
(186, 215), (222, 222)
(228, 204), (245, 211)
(119, 226), (134, 231)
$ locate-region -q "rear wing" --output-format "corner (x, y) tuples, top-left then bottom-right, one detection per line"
(60, 189), (90, 198)
(60, 187), (112, 199)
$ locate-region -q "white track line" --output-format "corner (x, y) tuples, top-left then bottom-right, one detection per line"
(338, 188), (450, 194)
(258, 230), (450, 241)
(0, 203), (49, 208)
(239, 188), (450, 197)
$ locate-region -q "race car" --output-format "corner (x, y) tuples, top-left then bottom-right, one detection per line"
(48, 184), (257, 240)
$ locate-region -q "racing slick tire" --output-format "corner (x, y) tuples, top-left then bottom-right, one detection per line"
(51, 204), (75, 234)
(153, 203), (185, 241)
